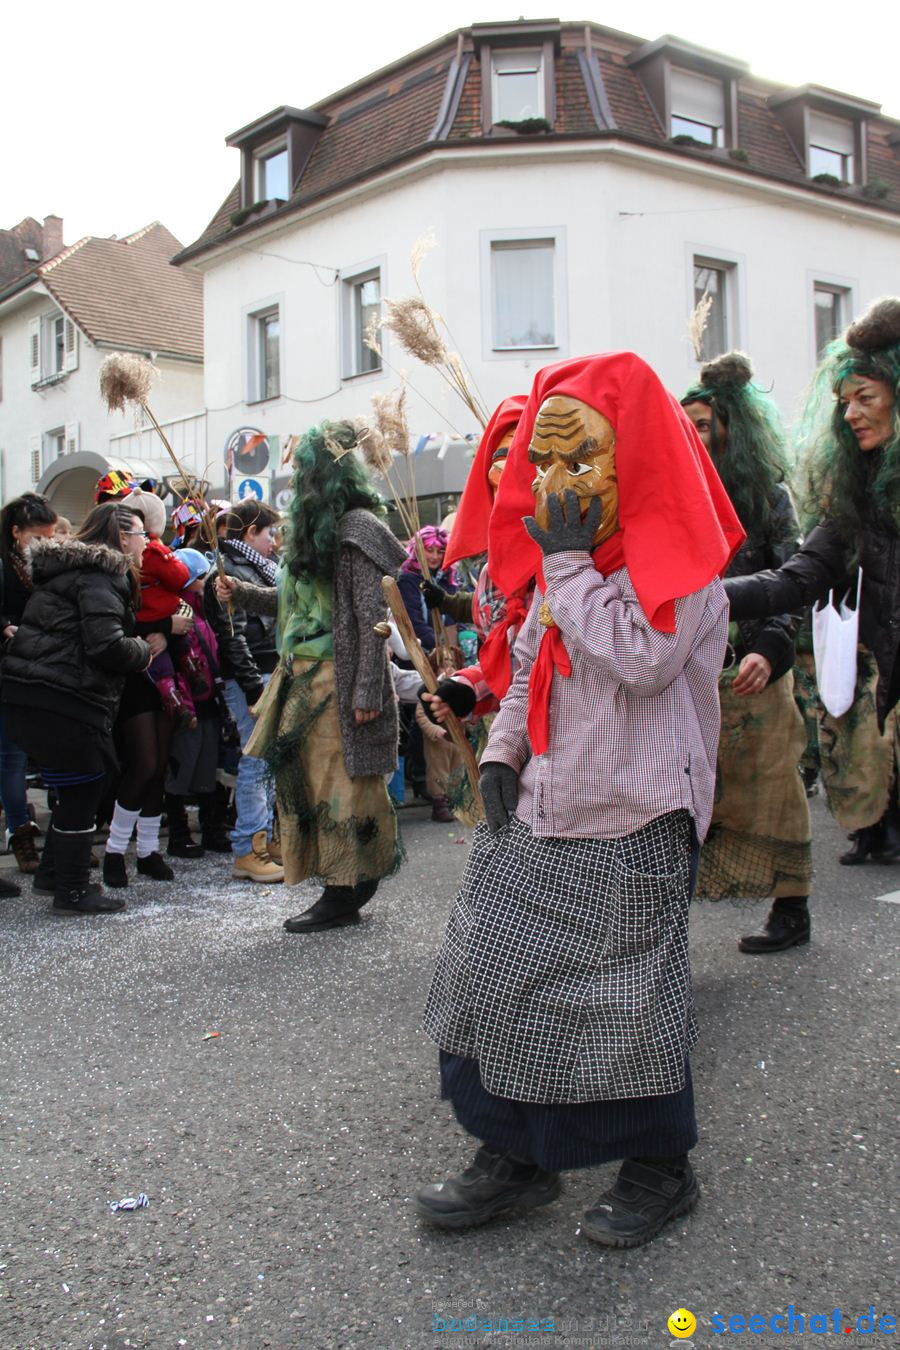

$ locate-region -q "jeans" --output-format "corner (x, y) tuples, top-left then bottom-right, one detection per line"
(224, 675), (274, 857)
(0, 708), (29, 832)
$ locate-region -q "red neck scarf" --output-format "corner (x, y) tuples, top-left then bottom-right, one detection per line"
(488, 352), (745, 755)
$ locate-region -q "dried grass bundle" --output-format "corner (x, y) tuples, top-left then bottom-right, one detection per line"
(688, 292), (714, 361)
(381, 296), (447, 367)
(98, 352), (156, 413)
(356, 419), (393, 479)
(371, 387), (410, 456)
(410, 231), (437, 283)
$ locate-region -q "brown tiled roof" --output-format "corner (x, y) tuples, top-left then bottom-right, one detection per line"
(178, 20), (900, 263)
(0, 218), (45, 292)
(41, 224), (202, 359)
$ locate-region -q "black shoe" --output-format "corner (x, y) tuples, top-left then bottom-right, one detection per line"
(200, 829), (232, 855)
(353, 879), (379, 909)
(283, 886), (360, 933)
(103, 852), (128, 888)
(0, 873), (21, 898)
(839, 825), (883, 865)
(53, 884), (125, 915)
(416, 1146), (561, 1230)
(167, 835), (205, 858)
(738, 900), (810, 954)
(136, 852), (175, 881)
(582, 1158), (698, 1248)
(871, 809), (900, 863)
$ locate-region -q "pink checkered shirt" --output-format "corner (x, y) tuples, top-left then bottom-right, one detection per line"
(483, 551), (728, 841)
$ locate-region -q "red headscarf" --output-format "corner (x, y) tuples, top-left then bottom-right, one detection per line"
(489, 352), (744, 630)
(444, 395), (527, 568)
(487, 352), (745, 753)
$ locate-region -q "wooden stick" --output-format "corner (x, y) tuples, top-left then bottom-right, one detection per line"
(382, 576), (483, 819)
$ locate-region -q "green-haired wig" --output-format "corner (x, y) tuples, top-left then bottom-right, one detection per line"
(282, 421), (385, 581)
(682, 351), (789, 536)
(796, 298), (900, 552)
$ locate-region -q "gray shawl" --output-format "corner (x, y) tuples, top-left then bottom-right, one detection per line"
(231, 509), (405, 778)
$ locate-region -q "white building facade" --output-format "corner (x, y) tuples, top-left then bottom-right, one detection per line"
(0, 222), (204, 514)
(177, 21), (900, 483)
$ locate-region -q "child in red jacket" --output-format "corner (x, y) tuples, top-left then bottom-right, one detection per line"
(125, 489), (192, 719)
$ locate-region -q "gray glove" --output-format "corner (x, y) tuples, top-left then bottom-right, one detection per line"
(524, 490), (602, 555)
(480, 761), (519, 833)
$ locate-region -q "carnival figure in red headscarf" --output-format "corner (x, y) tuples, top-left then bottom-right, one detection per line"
(417, 351), (743, 1250)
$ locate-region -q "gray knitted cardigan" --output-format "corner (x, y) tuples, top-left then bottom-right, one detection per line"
(231, 510), (406, 779)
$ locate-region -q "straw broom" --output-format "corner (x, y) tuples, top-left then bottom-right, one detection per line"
(98, 353), (233, 631)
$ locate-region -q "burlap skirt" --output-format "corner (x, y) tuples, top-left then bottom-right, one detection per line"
(272, 659), (400, 887)
(817, 646), (900, 830)
(696, 669), (812, 900)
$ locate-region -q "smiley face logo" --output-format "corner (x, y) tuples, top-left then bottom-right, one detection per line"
(667, 1308), (697, 1338)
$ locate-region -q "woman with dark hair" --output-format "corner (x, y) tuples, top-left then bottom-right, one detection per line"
(725, 297), (900, 877)
(0, 491), (58, 880)
(681, 354), (812, 954)
(217, 420), (406, 932)
(1, 503), (151, 914)
(206, 498), (283, 882)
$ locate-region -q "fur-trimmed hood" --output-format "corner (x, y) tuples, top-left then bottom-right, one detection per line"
(28, 537), (132, 585)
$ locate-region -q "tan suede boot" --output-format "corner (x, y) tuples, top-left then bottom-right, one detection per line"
(232, 830), (284, 883)
(267, 835), (282, 864)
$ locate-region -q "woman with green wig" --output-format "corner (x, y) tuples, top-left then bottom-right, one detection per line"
(682, 353), (812, 955)
(219, 421), (406, 932)
(725, 297), (900, 875)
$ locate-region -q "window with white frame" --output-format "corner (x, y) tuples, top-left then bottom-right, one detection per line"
(342, 270), (381, 378)
(814, 283), (850, 356)
(28, 310), (78, 384)
(44, 427), (65, 464)
(670, 68), (725, 145)
(491, 48), (545, 123)
(491, 239), (556, 349)
(808, 112), (855, 181)
(254, 143), (290, 201)
(247, 305), (281, 401)
(693, 258), (736, 360)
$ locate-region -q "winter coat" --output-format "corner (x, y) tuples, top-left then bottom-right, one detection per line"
(204, 540), (278, 703)
(137, 536), (190, 624)
(724, 517), (900, 729)
(396, 565), (459, 651)
(725, 483), (802, 682)
(1, 538), (150, 731)
(232, 509), (407, 778)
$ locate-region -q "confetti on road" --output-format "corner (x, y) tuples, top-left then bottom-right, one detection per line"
(202, 1030), (221, 1040)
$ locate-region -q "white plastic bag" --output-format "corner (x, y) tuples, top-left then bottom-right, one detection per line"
(812, 570), (862, 718)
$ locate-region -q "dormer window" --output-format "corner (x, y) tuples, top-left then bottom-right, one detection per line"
(808, 111), (854, 181)
(491, 49), (544, 122)
(255, 142), (289, 201)
(670, 68), (724, 146)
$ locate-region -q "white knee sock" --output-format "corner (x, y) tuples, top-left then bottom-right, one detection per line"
(106, 803), (141, 855)
(136, 814), (162, 859)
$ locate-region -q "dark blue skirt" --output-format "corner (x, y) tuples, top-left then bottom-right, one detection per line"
(440, 1050), (697, 1172)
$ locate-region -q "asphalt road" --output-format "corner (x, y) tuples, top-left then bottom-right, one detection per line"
(0, 792), (896, 1350)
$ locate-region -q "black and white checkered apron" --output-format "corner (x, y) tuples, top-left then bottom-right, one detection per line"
(424, 810), (696, 1104)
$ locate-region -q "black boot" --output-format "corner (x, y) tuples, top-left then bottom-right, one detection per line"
(353, 878), (379, 909)
(32, 825), (57, 894)
(136, 852), (175, 880)
(871, 803), (900, 863)
(839, 824), (883, 865)
(198, 790), (232, 854)
(165, 793), (204, 858)
(0, 873), (21, 898)
(738, 898), (810, 954)
(416, 1145), (561, 1229)
(283, 885), (361, 933)
(582, 1156), (698, 1248)
(54, 829), (124, 915)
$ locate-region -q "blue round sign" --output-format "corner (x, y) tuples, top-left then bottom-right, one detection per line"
(237, 478), (264, 501)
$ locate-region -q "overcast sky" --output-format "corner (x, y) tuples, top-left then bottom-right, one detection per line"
(3, 0), (898, 251)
